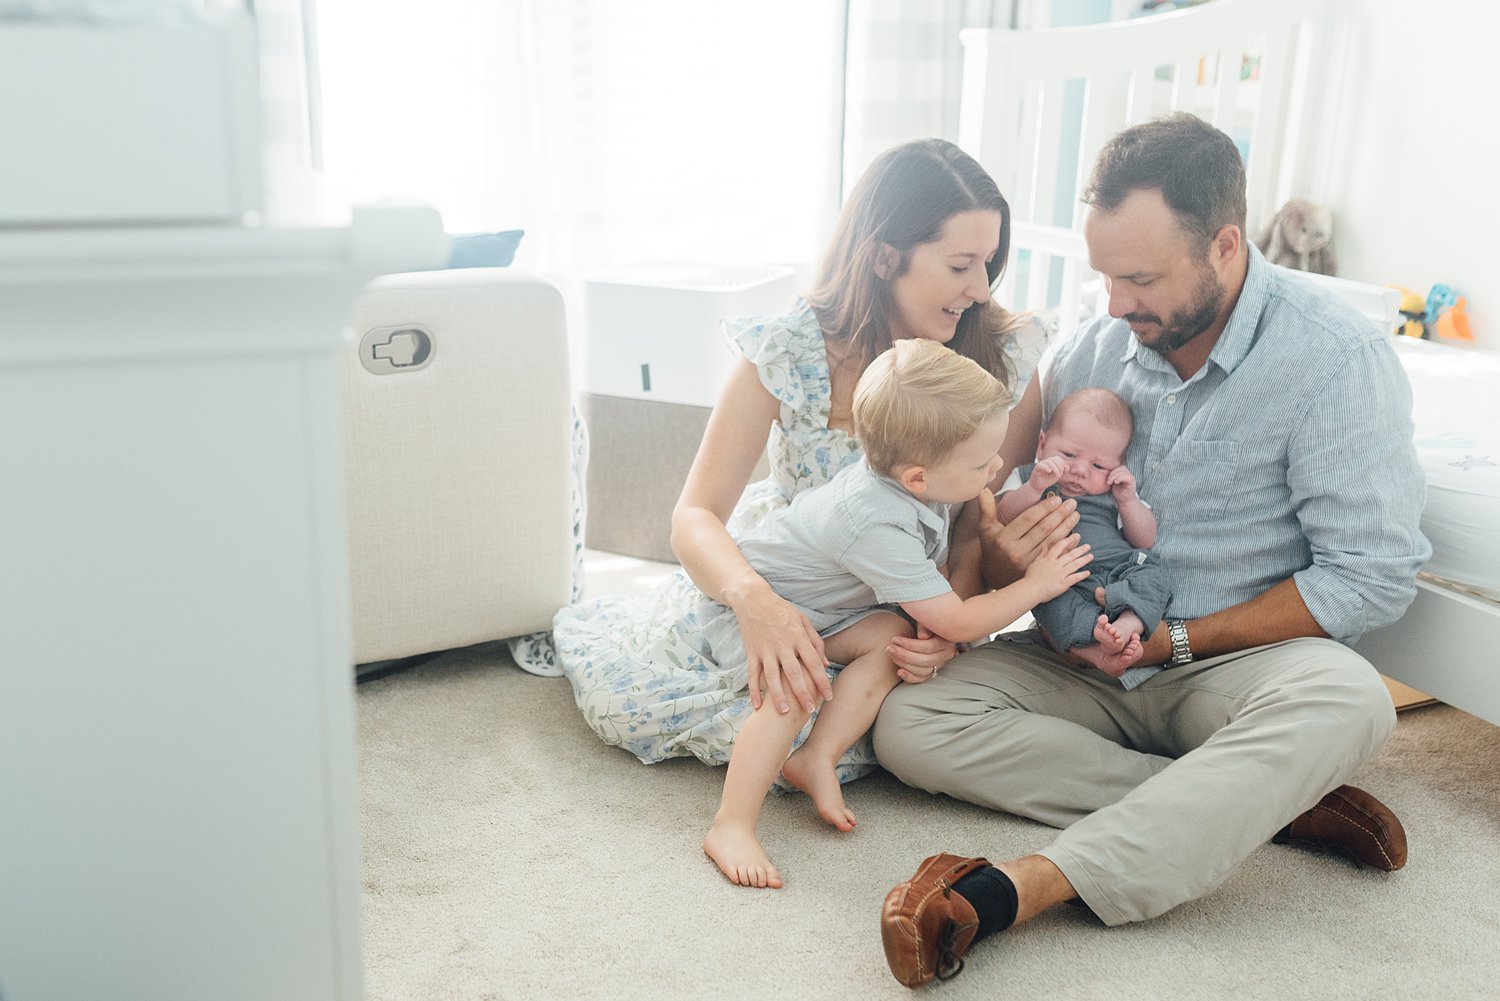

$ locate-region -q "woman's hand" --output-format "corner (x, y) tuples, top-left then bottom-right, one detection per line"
(887, 625), (959, 684)
(733, 584), (833, 714)
(977, 488), (1081, 590)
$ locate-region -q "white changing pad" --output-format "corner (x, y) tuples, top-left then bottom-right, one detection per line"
(1394, 337), (1500, 601)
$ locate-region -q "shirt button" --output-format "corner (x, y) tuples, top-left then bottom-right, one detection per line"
(1167, 394), (1177, 404)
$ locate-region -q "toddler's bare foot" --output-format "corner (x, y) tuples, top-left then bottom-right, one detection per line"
(782, 749), (857, 832)
(703, 815), (783, 888)
(1071, 636), (1145, 679)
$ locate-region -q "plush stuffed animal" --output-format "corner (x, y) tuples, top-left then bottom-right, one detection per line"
(1256, 198), (1337, 275)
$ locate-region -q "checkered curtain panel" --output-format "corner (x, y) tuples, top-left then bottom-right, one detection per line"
(250, 0), (320, 169)
(842, 0), (1008, 197)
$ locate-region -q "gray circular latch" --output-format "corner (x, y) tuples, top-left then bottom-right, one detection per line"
(359, 325), (435, 375)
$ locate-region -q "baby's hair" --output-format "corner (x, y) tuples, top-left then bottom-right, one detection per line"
(1048, 387), (1134, 440)
(853, 339), (1011, 477)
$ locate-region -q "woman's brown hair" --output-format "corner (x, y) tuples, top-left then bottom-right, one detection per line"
(805, 138), (1029, 391)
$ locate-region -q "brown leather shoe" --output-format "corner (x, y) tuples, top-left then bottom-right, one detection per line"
(881, 853), (989, 988)
(1273, 785), (1408, 871)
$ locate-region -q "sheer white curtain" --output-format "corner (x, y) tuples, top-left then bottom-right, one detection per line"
(313, 1), (845, 295)
(253, 0), (319, 177)
(841, 0), (1007, 194)
(268, 2), (1031, 269)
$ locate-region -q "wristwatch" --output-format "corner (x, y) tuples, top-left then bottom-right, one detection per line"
(1166, 619), (1193, 666)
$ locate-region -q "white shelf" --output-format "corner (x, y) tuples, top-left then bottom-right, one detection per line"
(0, 205), (444, 1001)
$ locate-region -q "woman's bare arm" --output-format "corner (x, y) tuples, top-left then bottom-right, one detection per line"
(670, 359), (833, 714)
(994, 376), (1044, 489)
(670, 359), (778, 596)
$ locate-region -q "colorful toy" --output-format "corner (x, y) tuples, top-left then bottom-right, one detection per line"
(1392, 286), (1428, 339)
(1425, 284), (1458, 325)
(1434, 296), (1474, 342)
(1389, 282), (1476, 343)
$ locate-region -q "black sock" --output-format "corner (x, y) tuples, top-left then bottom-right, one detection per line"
(952, 865), (1019, 941)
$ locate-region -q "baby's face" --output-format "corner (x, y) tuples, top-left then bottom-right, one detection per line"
(1036, 414), (1129, 497)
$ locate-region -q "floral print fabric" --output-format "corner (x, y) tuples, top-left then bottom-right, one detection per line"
(552, 301), (1051, 783)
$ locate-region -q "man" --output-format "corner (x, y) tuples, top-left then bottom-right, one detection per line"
(872, 113), (1431, 988)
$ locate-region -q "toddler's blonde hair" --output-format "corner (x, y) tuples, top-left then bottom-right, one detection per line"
(853, 338), (1011, 477)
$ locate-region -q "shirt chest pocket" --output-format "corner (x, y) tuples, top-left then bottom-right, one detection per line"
(1162, 439), (1240, 519)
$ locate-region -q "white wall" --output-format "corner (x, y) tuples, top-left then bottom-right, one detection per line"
(1327, 0), (1500, 347)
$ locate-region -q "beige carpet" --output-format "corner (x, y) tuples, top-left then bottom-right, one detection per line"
(356, 632), (1500, 1001)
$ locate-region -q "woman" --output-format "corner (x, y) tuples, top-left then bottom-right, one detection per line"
(552, 138), (1076, 783)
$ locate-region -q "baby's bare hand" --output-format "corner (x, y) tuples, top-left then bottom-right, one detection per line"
(1031, 457), (1066, 490)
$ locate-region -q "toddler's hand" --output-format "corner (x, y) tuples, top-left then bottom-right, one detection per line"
(1030, 456), (1066, 492)
(1024, 535), (1092, 599)
(1107, 465), (1138, 501)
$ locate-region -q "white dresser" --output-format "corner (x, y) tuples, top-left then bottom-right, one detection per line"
(0, 206), (445, 1001)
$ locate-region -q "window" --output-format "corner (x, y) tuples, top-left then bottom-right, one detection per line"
(314, 1), (846, 279)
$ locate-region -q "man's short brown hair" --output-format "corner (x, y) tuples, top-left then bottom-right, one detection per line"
(1083, 112), (1247, 249)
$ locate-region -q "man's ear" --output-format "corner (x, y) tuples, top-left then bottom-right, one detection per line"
(1210, 223), (1242, 270)
(897, 464), (928, 496)
(874, 243), (900, 281)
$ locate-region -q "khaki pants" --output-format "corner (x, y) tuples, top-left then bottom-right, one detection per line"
(872, 635), (1396, 926)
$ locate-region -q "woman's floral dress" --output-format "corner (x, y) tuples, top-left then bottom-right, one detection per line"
(551, 300), (1051, 783)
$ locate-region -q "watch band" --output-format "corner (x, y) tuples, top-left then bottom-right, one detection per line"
(1167, 619), (1193, 666)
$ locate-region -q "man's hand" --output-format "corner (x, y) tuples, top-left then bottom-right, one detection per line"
(978, 489), (1082, 590)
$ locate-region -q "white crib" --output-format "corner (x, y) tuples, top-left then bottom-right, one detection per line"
(962, 0), (1340, 331)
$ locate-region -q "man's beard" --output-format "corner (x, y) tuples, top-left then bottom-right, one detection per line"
(1126, 264), (1224, 354)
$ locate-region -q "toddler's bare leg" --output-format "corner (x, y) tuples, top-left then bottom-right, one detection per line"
(782, 612), (912, 831)
(704, 699), (811, 889)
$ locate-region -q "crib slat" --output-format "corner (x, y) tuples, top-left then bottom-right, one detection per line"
(1015, 76), (1045, 221)
(1031, 78), (1063, 229)
(1209, 48), (1238, 130)
(1025, 248), (1050, 313)
(1076, 71), (1126, 226)
(1125, 64), (1158, 123)
(995, 255), (1019, 312)
(1244, 26), (1287, 232)
(1251, 18), (1314, 229)
(1058, 255), (1085, 334)
(1171, 58), (1196, 110)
